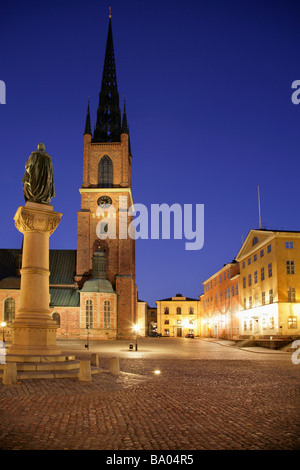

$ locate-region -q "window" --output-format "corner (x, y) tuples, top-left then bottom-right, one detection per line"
(287, 287), (296, 302)
(164, 307), (169, 315)
(252, 237), (258, 246)
(248, 274), (252, 286)
(254, 254), (257, 262)
(228, 288), (230, 298)
(285, 241), (294, 249)
(243, 277), (246, 288)
(260, 249), (264, 258)
(176, 307), (181, 315)
(261, 267), (265, 281)
(98, 155), (113, 188)
(255, 294), (258, 307)
(220, 292), (223, 301)
(249, 320), (253, 331)
(269, 289), (273, 304)
(164, 329), (170, 336)
(248, 258), (251, 265)
(262, 318), (267, 330)
(104, 300), (110, 328)
(236, 284), (238, 295)
(214, 278), (217, 286)
(268, 263), (272, 277)
(232, 285), (234, 297)
(189, 307), (194, 315)
(243, 298), (246, 309)
(4, 298), (15, 323)
(288, 316), (297, 329)
(286, 260), (295, 275)
(244, 321), (247, 331)
(267, 244), (272, 253)
(242, 262), (245, 269)
(254, 271), (258, 283)
(262, 292), (265, 305)
(164, 320), (169, 325)
(249, 296), (252, 308)
(85, 300), (93, 328)
(52, 312), (60, 326)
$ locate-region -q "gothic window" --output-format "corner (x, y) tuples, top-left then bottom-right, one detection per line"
(98, 155), (113, 188)
(85, 300), (93, 328)
(4, 298), (15, 323)
(52, 312), (60, 327)
(104, 300), (111, 328)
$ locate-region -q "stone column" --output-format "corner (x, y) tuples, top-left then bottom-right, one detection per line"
(8, 202), (62, 356)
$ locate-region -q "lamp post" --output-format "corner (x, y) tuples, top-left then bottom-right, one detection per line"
(85, 323), (89, 349)
(1, 322), (6, 344)
(133, 324), (140, 351)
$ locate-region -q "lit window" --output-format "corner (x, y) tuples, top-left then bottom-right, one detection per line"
(288, 316), (297, 329)
(104, 300), (111, 328)
(85, 299), (93, 328)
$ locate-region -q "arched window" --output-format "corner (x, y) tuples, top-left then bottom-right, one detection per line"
(4, 298), (15, 323)
(52, 312), (60, 327)
(177, 307), (181, 315)
(164, 307), (169, 315)
(98, 155), (113, 188)
(85, 300), (93, 328)
(189, 307), (194, 315)
(104, 300), (111, 328)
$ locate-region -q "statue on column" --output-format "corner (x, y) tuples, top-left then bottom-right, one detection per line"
(22, 142), (55, 204)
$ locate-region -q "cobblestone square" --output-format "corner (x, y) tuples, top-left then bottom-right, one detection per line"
(0, 338), (299, 451)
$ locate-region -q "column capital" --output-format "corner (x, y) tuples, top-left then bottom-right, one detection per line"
(14, 202), (62, 236)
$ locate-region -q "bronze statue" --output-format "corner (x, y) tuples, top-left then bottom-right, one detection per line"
(22, 143), (55, 204)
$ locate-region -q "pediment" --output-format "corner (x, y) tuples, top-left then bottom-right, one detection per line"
(236, 229), (275, 261)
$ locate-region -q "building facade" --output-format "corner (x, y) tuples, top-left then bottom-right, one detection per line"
(236, 229), (300, 338)
(156, 294), (201, 337)
(202, 261), (240, 338)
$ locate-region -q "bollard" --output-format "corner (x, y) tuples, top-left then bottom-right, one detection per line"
(110, 357), (120, 375)
(3, 362), (17, 385)
(78, 360), (92, 382)
(129, 343), (133, 350)
(91, 354), (99, 367)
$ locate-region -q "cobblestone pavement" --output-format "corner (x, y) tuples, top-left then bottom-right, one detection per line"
(0, 339), (300, 451)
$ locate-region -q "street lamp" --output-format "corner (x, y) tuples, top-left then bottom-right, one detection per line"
(85, 323), (90, 349)
(133, 324), (140, 351)
(1, 322), (6, 344)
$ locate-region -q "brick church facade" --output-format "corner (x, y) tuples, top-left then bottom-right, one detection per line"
(0, 16), (137, 341)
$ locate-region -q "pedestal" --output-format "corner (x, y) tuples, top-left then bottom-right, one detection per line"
(8, 202), (62, 356)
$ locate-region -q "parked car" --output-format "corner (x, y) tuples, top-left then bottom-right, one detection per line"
(185, 333), (194, 338)
(151, 332), (162, 337)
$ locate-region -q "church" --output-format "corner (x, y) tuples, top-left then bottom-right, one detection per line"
(0, 15), (138, 341)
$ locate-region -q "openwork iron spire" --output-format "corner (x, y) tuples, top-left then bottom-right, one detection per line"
(93, 16), (121, 143)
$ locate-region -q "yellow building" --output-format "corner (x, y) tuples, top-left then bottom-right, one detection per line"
(236, 229), (300, 338)
(156, 294), (201, 337)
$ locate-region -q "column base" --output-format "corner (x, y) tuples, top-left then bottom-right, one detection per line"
(8, 322), (61, 356)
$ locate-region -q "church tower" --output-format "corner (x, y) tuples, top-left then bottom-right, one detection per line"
(76, 13), (137, 339)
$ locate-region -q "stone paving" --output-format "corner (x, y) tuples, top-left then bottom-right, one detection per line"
(0, 338), (300, 451)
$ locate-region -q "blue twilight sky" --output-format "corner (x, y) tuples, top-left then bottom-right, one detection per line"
(1, 0), (300, 306)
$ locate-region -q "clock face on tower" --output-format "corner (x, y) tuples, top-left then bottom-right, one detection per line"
(97, 195), (112, 208)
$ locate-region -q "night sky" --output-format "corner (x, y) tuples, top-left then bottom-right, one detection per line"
(1, 0), (300, 307)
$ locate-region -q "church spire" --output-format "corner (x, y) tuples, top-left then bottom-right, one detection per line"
(121, 100), (129, 134)
(84, 101), (91, 135)
(93, 15), (121, 143)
